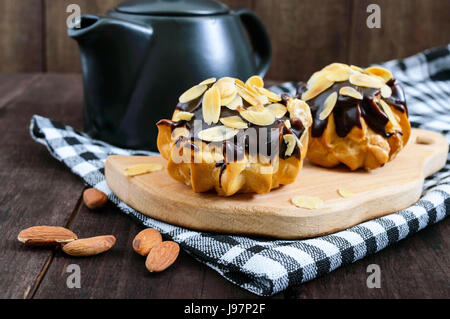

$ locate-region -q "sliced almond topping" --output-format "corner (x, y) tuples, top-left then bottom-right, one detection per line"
(236, 85), (260, 106)
(179, 84), (207, 103)
(255, 94), (269, 106)
(256, 87), (282, 102)
(239, 108), (275, 126)
(318, 92), (338, 121)
(246, 75), (264, 88)
(287, 98), (312, 127)
(220, 116), (248, 129)
(337, 188), (355, 198)
(225, 94), (243, 110)
(197, 125), (238, 142)
(284, 119), (291, 129)
(350, 65), (364, 73)
(378, 99), (399, 127)
(349, 73), (384, 89)
(215, 77), (237, 99)
(266, 103), (287, 119)
(291, 195), (323, 209)
(125, 163), (163, 177)
(221, 92), (237, 106)
(283, 134), (296, 157)
(199, 77), (216, 86)
(323, 63), (351, 73)
(380, 85), (392, 98)
(202, 86), (221, 125)
(298, 130), (308, 149)
(172, 111), (194, 122)
(339, 86), (363, 100)
(364, 66), (393, 82)
(234, 78), (245, 87)
(171, 127), (189, 140)
(326, 70), (350, 82)
(301, 77), (334, 101)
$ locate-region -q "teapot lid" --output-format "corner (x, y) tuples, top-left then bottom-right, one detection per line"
(115, 0), (229, 16)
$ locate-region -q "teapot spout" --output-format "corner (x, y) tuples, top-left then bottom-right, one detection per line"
(68, 14), (154, 146)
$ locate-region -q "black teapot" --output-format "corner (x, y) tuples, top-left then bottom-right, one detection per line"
(69, 0), (271, 150)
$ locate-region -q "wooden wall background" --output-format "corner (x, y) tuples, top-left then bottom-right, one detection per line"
(1, 0), (449, 81)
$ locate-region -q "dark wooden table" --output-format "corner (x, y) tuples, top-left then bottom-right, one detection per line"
(1, 73), (449, 299)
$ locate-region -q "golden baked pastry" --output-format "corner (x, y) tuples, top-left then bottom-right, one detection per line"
(157, 76), (312, 196)
(299, 63), (411, 170)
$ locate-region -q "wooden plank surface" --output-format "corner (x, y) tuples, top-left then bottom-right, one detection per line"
(34, 203), (266, 299)
(253, 0), (353, 81)
(1, 0), (446, 78)
(0, 74), (448, 299)
(349, 0), (450, 67)
(0, 0), (43, 72)
(0, 74), (85, 298)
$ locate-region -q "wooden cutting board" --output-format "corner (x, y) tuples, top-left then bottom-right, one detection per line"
(105, 129), (448, 239)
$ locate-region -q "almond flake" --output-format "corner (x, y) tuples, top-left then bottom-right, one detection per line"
(337, 188), (355, 198)
(239, 108), (275, 126)
(378, 99), (399, 127)
(326, 71), (350, 82)
(225, 94), (243, 110)
(172, 111), (194, 122)
(234, 78), (245, 87)
(283, 134), (296, 157)
(125, 163), (163, 177)
(301, 77), (334, 101)
(202, 86), (221, 125)
(323, 63), (351, 73)
(246, 75), (264, 88)
(291, 195), (323, 209)
(256, 87), (282, 102)
(380, 85), (392, 98)
(284, 119), (291, 129)
(171, 127), (189, 140)
(287, 98), (312, 127)
(236, 85), (260, 106)
(179, 84), (207, 103)
(349, 73), (384, 89)
(266, 103), (287, 119)
(255, 94), (269, 106)
(339, 86), (363, 100)
(220, 116), (248, 129)
(198, 77), (216, 86)
(350, 65), (364, 73)
(318, 92), (338, 120)
(197, 125), (238, 142)
(221, 92), (237, 106)
(215, 77), (237, 99)
(364, 66), (393, 82)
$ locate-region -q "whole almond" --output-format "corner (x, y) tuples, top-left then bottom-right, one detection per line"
(62, 235), (116, 256)
(83, 188), (108, 209)
(18, 226), (78, 246)
(145, 241), (180, 273)
(132, 228), (162, 256)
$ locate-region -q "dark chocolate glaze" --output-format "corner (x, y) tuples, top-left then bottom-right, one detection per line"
(297, 78), (407, 138)
(156, 85), (304, 185)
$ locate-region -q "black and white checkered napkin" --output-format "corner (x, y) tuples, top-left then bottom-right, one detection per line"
(30, 45), (450, 296)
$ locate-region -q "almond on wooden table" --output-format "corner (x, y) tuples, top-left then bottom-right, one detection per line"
(83, 188), (108, 209)
(18, 226), (78, 246)
(62, 235), (116, 257)
(132, 228), (162, 256)
(145, 241), (180, 273)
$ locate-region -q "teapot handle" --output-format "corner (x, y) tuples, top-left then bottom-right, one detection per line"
(235, 9), (272, 77)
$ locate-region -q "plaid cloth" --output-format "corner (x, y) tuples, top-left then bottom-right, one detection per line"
(30, 45), (450, 296)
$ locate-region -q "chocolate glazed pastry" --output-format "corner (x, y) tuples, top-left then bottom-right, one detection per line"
(299, 63), (411, 171)
(156, 76), (312, 196)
